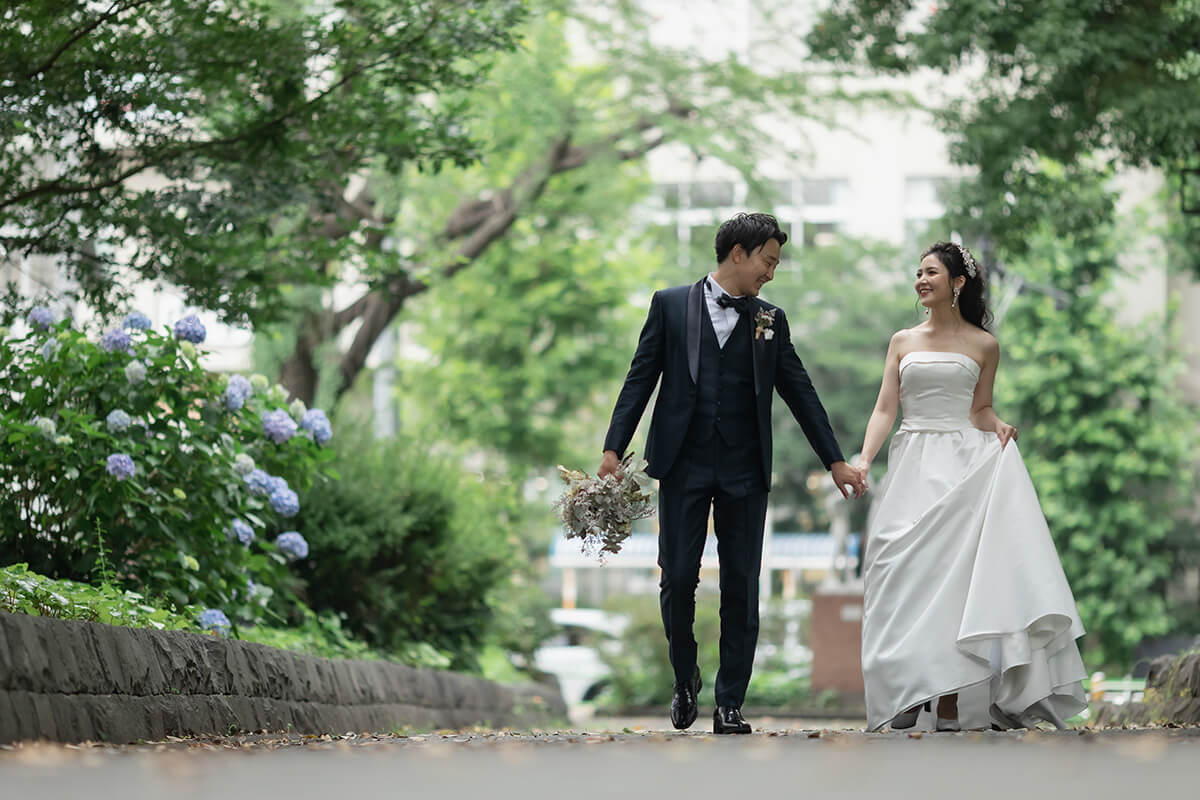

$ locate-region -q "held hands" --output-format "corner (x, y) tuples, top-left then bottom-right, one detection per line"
(830, 460), (867, 500)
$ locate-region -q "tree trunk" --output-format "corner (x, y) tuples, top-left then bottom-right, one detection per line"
(279, 329), (319, 407)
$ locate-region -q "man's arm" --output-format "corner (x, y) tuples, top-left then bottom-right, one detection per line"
(772, 308), (845, 470)
(599, 292), (666, 476)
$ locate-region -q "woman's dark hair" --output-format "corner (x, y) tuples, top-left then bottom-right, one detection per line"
(921, 241), (993, 331)
(714, 212), (788, 263)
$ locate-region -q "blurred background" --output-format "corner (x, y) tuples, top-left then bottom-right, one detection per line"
(3, 0), (1198, 723)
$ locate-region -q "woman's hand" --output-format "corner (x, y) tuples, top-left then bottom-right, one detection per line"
(995, 420), (1018, 448)
(852, 456), (871, 493)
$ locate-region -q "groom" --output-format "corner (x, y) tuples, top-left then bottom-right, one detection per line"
(599, 212), (864, 734)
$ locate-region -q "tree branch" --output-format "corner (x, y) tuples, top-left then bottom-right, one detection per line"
(24, 0), (160, 80)
(2, 49), (416, 211)
(327, 110), (685, 401)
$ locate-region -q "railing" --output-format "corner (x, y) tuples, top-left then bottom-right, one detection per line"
(1085, 673), (1146, 706)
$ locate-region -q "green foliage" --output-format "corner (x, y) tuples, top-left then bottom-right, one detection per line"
(0, 0), (526, 322)
(0, 562), (198, 631)
(982, 167), (1198, 668)
(293, 429), (533, 670)
(238, 608), (450, 667)
(596, 594), (816, 709)
(0, 309), (333, 618)
(1, 562), (412, 662)
(806, 0), (1200, 274)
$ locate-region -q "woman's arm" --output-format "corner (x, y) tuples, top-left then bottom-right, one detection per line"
(856, 332), (904, 471)
(969, 337), (1018, 447)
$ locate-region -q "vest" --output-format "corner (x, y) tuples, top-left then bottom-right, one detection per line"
(685, 306), (759, 447)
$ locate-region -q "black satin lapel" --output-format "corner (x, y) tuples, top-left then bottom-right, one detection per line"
(687, 280), (703, 384)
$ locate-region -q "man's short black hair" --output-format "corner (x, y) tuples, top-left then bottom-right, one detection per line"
(714, 212), (788, 264)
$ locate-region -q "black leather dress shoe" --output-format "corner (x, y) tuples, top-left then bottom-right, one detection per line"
(669, 667), (702, 730)
(713, 706), (752, 734)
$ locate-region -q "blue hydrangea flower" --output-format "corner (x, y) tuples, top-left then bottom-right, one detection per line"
(124, 360), (147, 384)
(269, 487), (300, 517)
(106, 409), (132, 433)
(224, 374), (252, 411)
(229, 518), (255, 547)
(233, 453), (256, 476)
(100, 328), (132, 354)
(198, 608), (231, 636)
(300, 409), (333, 445)
(267, 474), (289, 494)
(27, 306), (55, 330)
(261, 409), (298, 444)
(173, 314), (207, 343)
(244, 468), (272, 495)
(122, 311), (152, 331)
(106, 453), (135, 480)
(275, 531), (309, 561)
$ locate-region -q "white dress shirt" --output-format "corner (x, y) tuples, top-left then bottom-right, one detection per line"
(704, 274), (744, 348)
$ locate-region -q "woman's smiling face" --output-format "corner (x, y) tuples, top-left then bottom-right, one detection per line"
(915, 253), (954, 308)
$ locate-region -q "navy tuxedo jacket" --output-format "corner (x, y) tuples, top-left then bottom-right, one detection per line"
(603, 278), (844, 484)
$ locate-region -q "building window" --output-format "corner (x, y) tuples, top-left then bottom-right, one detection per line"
(802, 178), (851, 208)
(689, 181), (736, 209)
(802, 221), (840, 249)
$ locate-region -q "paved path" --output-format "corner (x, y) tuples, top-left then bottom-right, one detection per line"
(2, 719), (1197, 799)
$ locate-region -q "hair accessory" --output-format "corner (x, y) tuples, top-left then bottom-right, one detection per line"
(956, 244), (978, 279)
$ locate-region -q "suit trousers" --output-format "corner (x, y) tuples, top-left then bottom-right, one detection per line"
(657, 434), (768, 708)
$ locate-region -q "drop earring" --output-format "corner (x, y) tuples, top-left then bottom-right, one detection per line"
(952, 287), (960, 308)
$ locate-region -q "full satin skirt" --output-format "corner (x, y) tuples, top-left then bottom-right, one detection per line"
(862, 427), (1088, 731)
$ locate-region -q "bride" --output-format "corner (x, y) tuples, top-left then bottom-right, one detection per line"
(853, 242), (1088, 732)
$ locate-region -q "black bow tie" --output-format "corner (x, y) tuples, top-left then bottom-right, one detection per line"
(716, 293), (751, 315)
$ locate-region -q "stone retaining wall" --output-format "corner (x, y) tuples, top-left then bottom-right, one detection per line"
(0, 611), (565, 744)
(1091, 652), (1200, 727)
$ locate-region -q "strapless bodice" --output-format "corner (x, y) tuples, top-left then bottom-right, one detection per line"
(898, 351), (981, 432)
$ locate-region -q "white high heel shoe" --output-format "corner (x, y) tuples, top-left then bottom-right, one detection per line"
(935, 716), (961, 732)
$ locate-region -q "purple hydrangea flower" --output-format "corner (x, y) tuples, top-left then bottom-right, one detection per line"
(100, 328), (132, 353)
(300, 409), (333, 445)
(224, 374), (252, 411)
(106, 453), (135, 480)
(106, 409), (132, 433)
(269, 487), (300, 517)
(122, 311), (152, 331)
(173, 314), (206, 343)
(27, 306), (55, 330)
(244, 468), (272, 495)
(229, 518), (255, 547)
(198, 608), (231, 636)
(261, 409), (298, 444)
(275, 531), (308, 561)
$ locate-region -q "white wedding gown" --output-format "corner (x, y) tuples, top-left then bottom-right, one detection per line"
(861, 351), (1088, 731)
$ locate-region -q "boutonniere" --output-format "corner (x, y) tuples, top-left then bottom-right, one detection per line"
(754, 307), (776, 341)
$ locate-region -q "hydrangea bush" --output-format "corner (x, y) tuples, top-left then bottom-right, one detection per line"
(0, 307), (335, 623)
